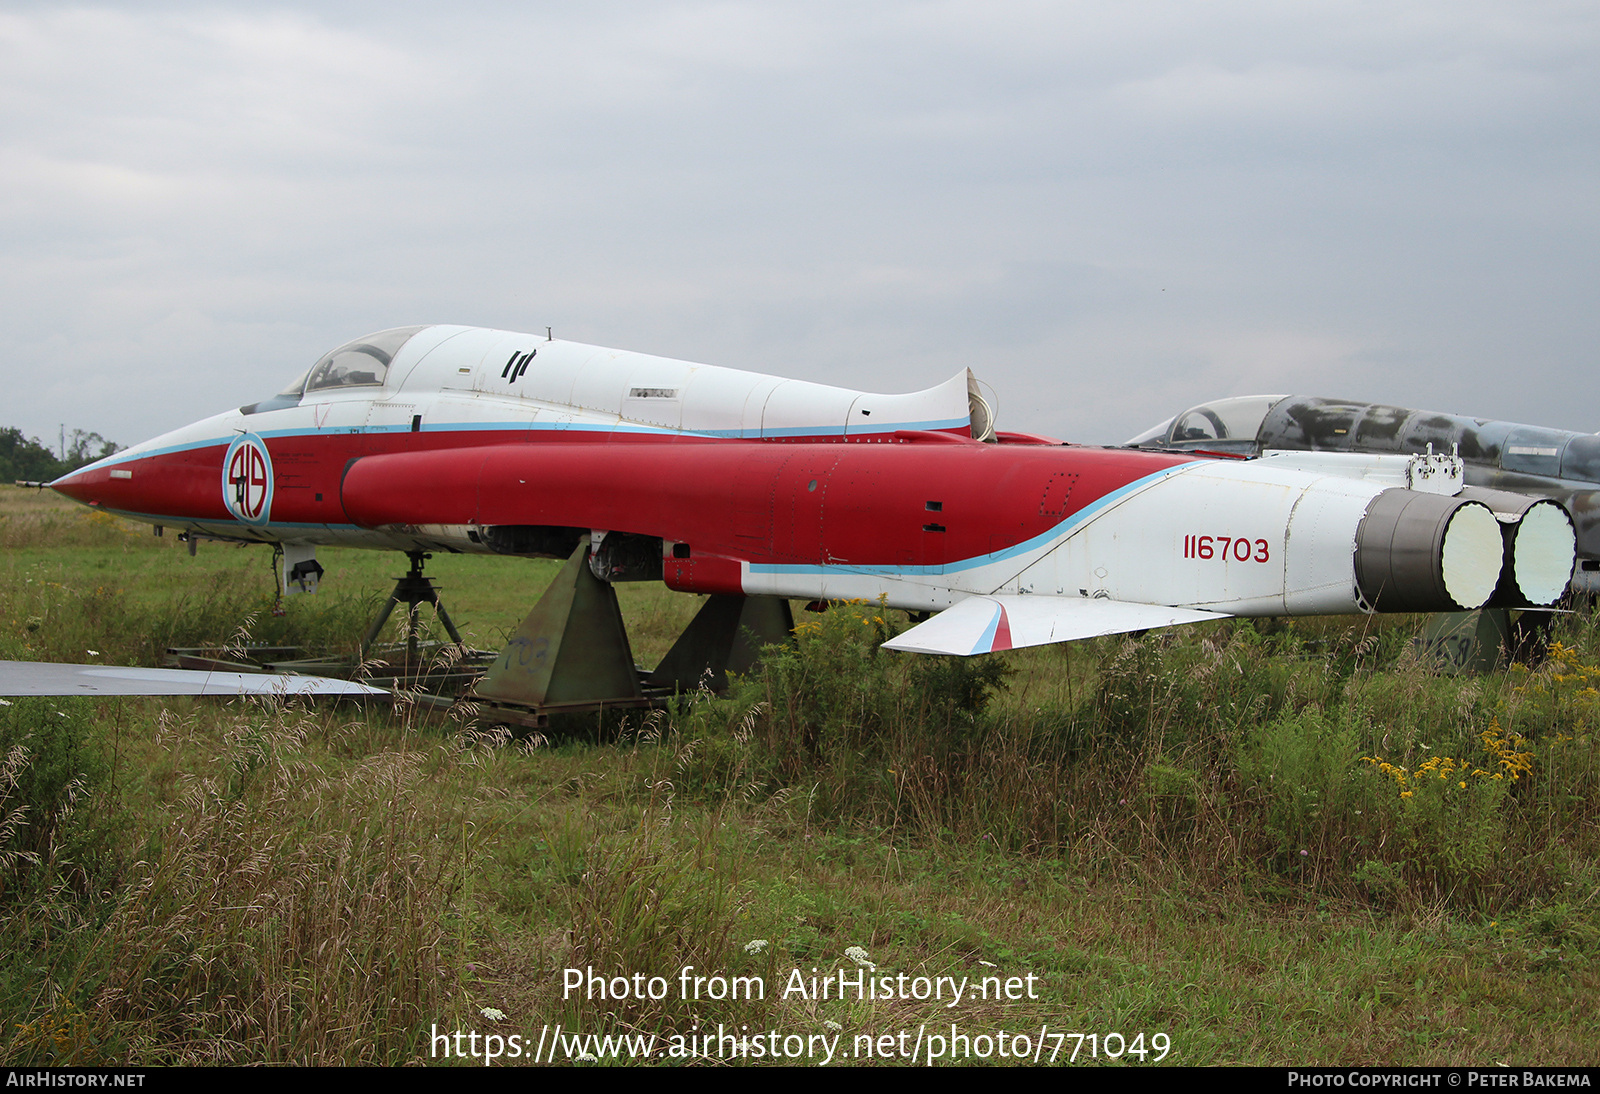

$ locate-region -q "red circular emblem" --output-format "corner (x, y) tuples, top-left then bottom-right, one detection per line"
(222, 434), (274, 525)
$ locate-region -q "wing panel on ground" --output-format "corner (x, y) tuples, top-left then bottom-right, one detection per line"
(0, 661), (390, 698)
(880, 595), (1231, 656)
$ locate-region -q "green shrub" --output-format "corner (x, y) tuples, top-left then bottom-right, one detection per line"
(0, 697), (121, 903)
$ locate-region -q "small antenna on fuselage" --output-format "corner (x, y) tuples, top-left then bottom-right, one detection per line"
(546, 326), (552, 341)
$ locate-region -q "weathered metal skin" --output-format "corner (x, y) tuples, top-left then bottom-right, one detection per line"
(1132, 395), (1600, 591)
(1262, 399), (1598, 582)
(46, 326), (1582, 657)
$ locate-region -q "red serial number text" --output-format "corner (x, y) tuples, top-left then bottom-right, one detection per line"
(1184, 535), (1270, 562)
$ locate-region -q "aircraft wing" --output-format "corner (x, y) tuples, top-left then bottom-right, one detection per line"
(0, 661), (390, 698)
(880, 595), (1231, 656)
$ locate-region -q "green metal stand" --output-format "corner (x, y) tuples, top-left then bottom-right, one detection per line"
(473, 540), (645, 721)
(648, 594), (795, 692)
(1415, 609), (1513, 673)
(470, 540), (795, 727)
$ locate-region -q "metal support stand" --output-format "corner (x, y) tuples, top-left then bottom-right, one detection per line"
(1415, 609), (1512, 673)
(1509, 609), (1555, 664)
(648, 594), (794, 692)
(362, 552), (465, 660)
(471, 540), (796, 728)
(472, 539), (648, 726)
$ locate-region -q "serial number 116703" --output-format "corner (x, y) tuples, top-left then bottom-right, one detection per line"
(1184, 535), (1270, 562)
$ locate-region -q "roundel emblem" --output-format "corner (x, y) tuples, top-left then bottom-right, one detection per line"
(222, 433), (275, 526)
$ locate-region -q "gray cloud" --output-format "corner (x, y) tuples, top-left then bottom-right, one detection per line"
(3, 1), (1597, 451)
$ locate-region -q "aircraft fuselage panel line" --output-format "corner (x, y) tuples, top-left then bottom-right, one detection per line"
(49, 326), (1578, 657)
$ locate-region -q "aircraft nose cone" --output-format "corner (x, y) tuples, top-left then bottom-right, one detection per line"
(50, 467), (102, 506)
(50, 457), (188, 521)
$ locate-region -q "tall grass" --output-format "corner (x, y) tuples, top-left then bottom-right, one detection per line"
(666, 600), (1600, 913)
(1, 698), (493, 1064)
(3, 492), (1597, 1063)
(0, 557), (379, 667)
(0, 502), (139, 552)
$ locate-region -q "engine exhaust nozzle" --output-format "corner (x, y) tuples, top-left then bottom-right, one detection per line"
(1354, 490), (1503, 613)
(1455, 488), (1577, 608)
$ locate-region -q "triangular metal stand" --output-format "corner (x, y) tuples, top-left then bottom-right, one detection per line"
(473, 539), (645, 723)
(469, 542), (795, 728)
(1415, 609), (1512, 673)
(648, 594), (795, 692)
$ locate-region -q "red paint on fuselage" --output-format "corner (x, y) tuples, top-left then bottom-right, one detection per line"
(55, 424), (928, 526)
(339, 440), (1194, 567)
(53, 427), (576, 525)
(53, 426), (1194, 568)
(54, 449), (234, 522)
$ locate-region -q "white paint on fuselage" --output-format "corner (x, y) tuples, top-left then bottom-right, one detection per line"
(62, 325), (974, 551)
(64, 325), (1402, 620)
(741, 460), (1386, 617)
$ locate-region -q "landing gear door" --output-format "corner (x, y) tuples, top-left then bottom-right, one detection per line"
(283, 544), (324, 596)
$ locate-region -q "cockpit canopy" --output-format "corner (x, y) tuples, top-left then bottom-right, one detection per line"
(241, 326), (428, 414)
(1126, 395), (1289, 452)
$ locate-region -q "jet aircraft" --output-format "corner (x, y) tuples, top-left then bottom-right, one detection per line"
(1127, 395), (1599, 596)
(41, 326), (1576, 711)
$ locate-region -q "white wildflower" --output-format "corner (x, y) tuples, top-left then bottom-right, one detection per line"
(744, 939), (769, 955)
(481, 1006), (506, 1022)
(824, 1020), (842, 1032)
(844, 946), (875, 969)
(575, 1051), (598, 1062)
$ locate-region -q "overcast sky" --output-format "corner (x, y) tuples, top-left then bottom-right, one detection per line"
(4, 1), (1597, 450)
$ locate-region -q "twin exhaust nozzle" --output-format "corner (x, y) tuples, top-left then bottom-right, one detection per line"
(1354, 488), (1576, 613)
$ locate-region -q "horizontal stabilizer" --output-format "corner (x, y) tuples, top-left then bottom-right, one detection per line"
(881, 595), (1231, 656)
(0, 661), (390, 698)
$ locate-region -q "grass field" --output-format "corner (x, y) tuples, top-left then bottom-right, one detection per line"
(1, 485), (1596, 1066)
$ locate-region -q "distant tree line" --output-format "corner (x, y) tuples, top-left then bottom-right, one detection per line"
(2, 427), (121, 484)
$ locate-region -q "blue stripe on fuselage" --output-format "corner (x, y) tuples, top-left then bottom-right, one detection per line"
(747, 462), (1199, 578)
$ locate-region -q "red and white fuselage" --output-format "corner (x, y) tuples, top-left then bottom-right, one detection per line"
(52, 325), (1575, 655)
